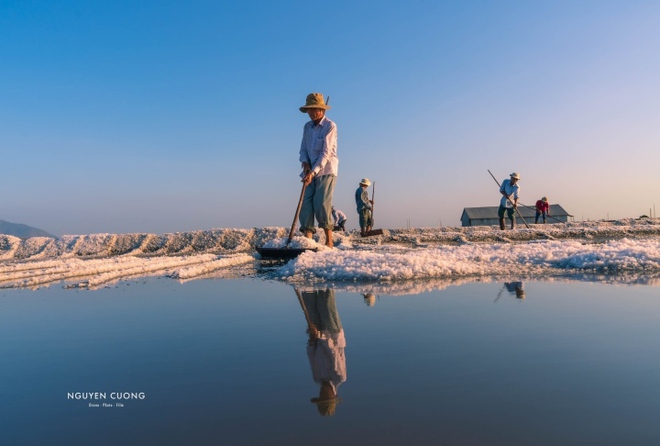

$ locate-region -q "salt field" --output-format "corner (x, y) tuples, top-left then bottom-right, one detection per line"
(1, 219), (660, 289)
(2, 221), (660, 444)
(6, 0), (660, 443)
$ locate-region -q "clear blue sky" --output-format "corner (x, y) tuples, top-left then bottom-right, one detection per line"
(2, 1), (659, 235)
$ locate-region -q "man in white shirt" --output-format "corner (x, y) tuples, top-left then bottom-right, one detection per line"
(299, 93), (338, 248)
(498, 172), (520, 230)
(331, 207), (347, 231)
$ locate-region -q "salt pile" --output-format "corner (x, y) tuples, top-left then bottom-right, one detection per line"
(1, 219), (659, 290)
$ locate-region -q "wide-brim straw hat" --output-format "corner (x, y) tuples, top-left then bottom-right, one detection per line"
(311, 395), (341, 404)
(510, 172), (521, 180)
(310, 396), (341, 416)
(359, 178), (371, 187)
(300, 93), (331, 112)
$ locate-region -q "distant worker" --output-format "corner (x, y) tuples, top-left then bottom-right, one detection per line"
(355, 178), (373, 237)
(535, 197), (550, 224)
(298, 93), (338, 248)
(499, 172), (520, 230)
(332, 207), (347, 231)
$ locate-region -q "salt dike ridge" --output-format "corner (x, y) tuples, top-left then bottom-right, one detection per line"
(1, 219), (660, 290)
(0, 227), (289, 260)
(2, 219), (660, 261)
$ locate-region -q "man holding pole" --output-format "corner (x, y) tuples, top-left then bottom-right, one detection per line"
(498, 172), (521, 230)
(299, 93), (338, 248)
(355, 178), (373, 236)
(535, 197), (550, 224)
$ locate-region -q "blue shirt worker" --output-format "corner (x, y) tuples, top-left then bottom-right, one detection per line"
(355, 178), (373, 236)
(498, 172), (520, 230)
(299, 93), (339, 248)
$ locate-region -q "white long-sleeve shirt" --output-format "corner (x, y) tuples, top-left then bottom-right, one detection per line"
(307, 330), (347, 393)
(332, 209), (347, 225)
(299, 115), (338, 177)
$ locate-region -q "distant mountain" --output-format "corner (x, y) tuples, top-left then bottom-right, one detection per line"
(0, 219), (56, 239)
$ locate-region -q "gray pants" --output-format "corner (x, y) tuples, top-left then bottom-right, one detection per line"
(359, 209), (373, 230)
(301, 289), (342, 334)
(300, 175), (336, 233)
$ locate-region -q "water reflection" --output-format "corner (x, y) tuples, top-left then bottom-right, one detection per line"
(495, 281), (526, 301)
(294, 287), (346, 416)
(5, 278), (660, 444)
(505, 281), (525, 299)
(362, 292), (377, 307)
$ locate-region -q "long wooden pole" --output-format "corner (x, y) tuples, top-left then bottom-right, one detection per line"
(287, 182), (308, 246)
(294, 288), (313, 329)
(487, 170), (529, 228)
(371, 181), (375, 224)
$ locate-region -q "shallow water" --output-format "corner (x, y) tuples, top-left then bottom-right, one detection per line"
(2, 277), (660, 445)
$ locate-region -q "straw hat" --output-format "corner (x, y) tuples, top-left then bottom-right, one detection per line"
(359, 178), (371, 187)
(299, 93), (331, 112)
(310, 396), (341, 417)
(311, 382), (341, 417)
(510, 172), (521, 180)
(541, 196), (548, 202)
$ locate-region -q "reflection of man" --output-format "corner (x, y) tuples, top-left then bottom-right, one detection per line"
(504, 281), (525, 299)
(296, 287), (346, 417)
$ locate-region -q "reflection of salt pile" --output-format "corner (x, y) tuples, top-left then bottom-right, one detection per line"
(0, 253), (254, 290)
(331, 277), (499, 296)
(289, 274), (660, 299)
